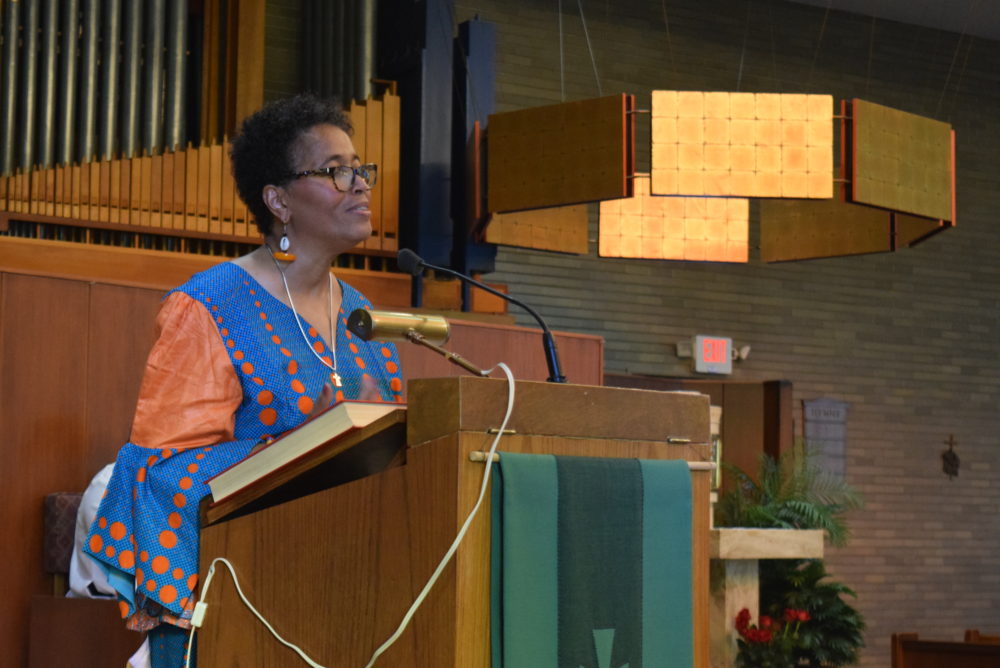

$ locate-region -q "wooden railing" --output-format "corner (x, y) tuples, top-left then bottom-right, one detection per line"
(0, 93), (400, 255)
(892, 632), (1000, 668)
(965, 629), (1000, 645)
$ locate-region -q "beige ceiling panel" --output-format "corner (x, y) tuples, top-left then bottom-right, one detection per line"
(894, 212), (951, 248)
(761, 197), (891, 262)
(852, 98), (953, 221)
(599, 175), (748, 262)
(488, 95), (634, 213)
(486, 203), (589, 254)
(651, 91), (834, 199)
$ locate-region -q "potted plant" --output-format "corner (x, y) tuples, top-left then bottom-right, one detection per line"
(717, 445), (866, 667)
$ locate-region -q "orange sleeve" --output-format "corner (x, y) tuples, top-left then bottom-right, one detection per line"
(130, 292), (243, 450)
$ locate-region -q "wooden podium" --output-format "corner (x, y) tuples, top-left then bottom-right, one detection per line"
(197, 378), (714, 667)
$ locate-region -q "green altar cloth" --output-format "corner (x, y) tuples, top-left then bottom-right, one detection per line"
(491, 453), (692, 668)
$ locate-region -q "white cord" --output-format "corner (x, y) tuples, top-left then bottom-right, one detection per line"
(184, 621), (195, 668)
(577, 0), (603, 96)
(185, 363), (517, 668)
(185, 557), (326, 668)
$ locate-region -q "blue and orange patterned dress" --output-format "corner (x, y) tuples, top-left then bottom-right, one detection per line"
(84, 262), (404, 638)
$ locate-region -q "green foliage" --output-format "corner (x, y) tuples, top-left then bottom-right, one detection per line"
(716, 445), (866, 666)
(760, 559), (866, 667)
(714, 444), (863, 547)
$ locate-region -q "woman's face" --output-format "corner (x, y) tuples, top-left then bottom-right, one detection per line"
(281, 123), (372, 253)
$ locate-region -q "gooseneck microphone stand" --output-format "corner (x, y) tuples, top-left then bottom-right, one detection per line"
(397, 249), (567, 383)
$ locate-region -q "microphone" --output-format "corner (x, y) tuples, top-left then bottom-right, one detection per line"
(347, 310), (450, 345)
(348, 308), (489, 378)
(396, 248), (567, 383)
(397, 248), (425, 276)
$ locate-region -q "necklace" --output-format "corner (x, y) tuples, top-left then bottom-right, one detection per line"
(264, 245), (342, 387)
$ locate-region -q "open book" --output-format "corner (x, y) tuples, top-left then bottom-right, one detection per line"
(207, 400), (405, 507)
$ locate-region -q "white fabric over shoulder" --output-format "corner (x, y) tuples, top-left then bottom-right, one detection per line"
(127, 637), (151, 668)
(68, 463), (117, 598)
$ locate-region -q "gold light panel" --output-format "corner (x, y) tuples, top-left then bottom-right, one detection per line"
(599, 176), (748, 262)
(760, 198), (889, 262)
(895, 212), (949, 247)
(488, 94), (634, 213)
(852, 98), (954, 222)
(760, 198), (949, 262)
(651, 91), (833, 199)
(486, 204), (589, 254)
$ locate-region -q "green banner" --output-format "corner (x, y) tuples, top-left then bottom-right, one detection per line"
(491, 453), (692, 668)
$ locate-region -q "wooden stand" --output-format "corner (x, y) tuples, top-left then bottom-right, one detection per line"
(197, 378), (714, 667)
(709, 528), (825, 668)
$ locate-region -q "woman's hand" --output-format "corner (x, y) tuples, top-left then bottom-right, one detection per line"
(358, 375), (381, 402)
(307, 382), (335, 420)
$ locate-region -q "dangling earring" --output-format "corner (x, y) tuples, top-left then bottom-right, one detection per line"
(273, 221), (296, 262)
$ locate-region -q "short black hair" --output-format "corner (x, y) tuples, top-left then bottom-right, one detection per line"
(230, 94), (353, 236)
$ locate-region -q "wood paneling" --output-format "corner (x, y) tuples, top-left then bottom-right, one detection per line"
(719, 383), (766, 489)
(0, 236), (226, 290)
(28, 597), (143, 667)
(85, 284), (163, 473)
(762, 379), (793, 458)
(0, 274), (175, 665)
(0, 274), (91, 664)
(0, 236), (418, 307)
(0, 271), (4, 436)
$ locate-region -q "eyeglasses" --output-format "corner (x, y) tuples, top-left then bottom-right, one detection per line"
(289, 163), (377, 191)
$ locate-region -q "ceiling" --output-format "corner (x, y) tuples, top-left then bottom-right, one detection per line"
(788, 0), (1000, 42)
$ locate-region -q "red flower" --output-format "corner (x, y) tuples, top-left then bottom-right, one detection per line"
(735, 607), (807, 667)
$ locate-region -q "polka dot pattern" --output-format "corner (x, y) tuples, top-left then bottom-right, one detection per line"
(83, 262), (404, 623)
(85, 440), (252, 623)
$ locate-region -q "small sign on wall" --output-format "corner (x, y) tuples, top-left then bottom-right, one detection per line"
(693, 335), (732, 374)
(803, 398), (849, 479)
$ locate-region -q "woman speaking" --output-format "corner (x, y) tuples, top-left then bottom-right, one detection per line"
(85, 94), (404, 666)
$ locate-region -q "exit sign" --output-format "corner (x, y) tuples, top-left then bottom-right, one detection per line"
(693, 335), (732, 374)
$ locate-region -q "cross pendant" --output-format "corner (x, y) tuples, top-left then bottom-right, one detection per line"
(331, 372), (343, 387)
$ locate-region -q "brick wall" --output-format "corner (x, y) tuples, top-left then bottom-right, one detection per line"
(453, 0), (1000, 665)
